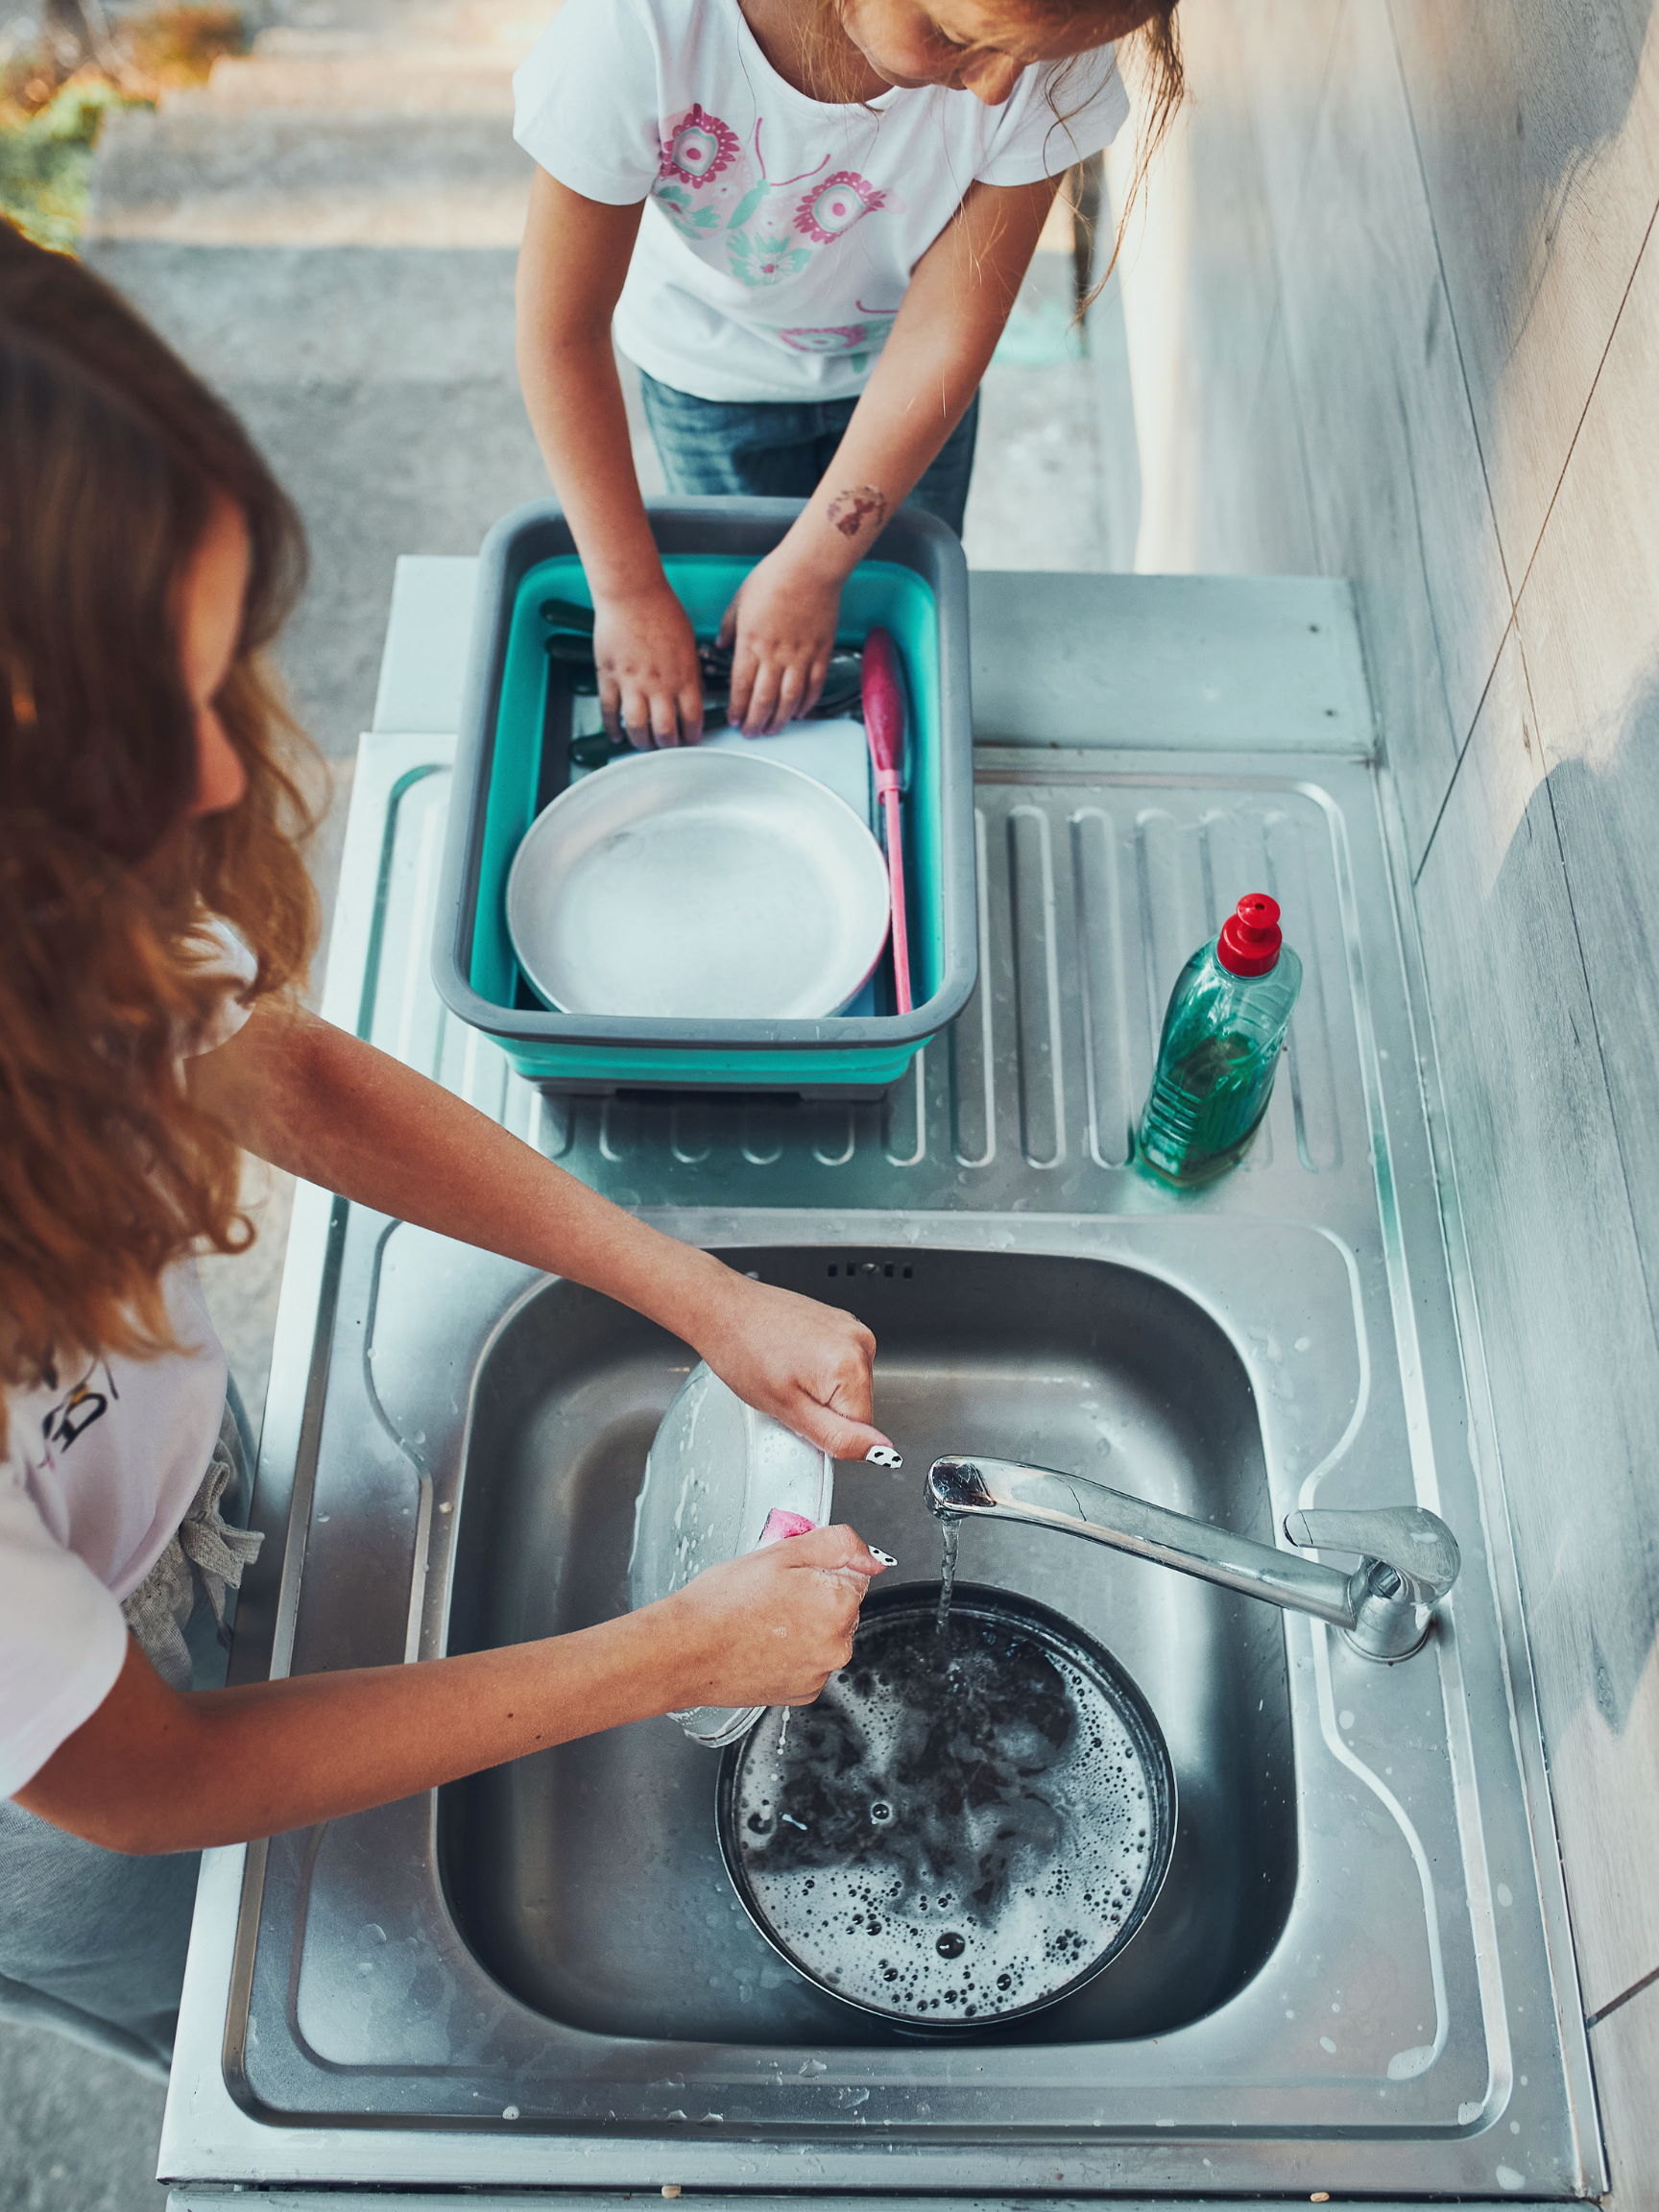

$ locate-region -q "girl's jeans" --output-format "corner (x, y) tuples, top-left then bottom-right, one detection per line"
(0, 1384), (256, 2076)
(637, 371), (980, 537)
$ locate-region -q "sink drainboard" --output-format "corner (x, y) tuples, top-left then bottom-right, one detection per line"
(171, 740), (1597, 2202)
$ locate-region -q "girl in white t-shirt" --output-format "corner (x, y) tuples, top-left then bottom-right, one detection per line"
(514, 0), (1181, 744)
(0, 225), (893, 2067)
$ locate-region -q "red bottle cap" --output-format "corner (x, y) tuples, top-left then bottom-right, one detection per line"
(1216, 893), (1283, 976)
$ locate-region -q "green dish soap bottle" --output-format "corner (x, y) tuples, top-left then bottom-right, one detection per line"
(1136, 894), (1303, 1186)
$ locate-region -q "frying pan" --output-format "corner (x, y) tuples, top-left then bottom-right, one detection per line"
(716, 1581), (1176, 2031)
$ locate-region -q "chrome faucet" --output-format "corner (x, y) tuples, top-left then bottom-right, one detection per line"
(926, 1456), (1460, 1663)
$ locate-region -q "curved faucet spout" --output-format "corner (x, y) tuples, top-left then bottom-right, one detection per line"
(926, 1456), (1459, 1664)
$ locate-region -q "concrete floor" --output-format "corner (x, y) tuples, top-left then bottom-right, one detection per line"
(1, 17), (1135, 2193)
(0, 2027), (166, 2212)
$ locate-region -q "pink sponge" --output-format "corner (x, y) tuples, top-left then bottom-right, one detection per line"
(759, 1508), (817, 1545)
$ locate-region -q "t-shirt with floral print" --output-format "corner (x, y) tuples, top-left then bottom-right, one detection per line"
(513, 0), (1129, 404)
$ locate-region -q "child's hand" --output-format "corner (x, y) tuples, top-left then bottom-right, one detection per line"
(593, 583), (706, 748)
(692, 1267), (897, 1461)
(720, 548), (842, 734)
(656, 1524), (889, 1710)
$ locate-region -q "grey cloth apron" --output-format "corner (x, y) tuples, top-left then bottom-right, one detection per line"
(0, 1394), (261, 2075)
(120, 1404), (264, 1691)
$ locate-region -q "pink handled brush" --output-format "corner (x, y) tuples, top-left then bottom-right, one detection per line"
(860, 626), (913, 1014)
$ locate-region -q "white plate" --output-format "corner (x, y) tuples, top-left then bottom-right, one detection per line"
(628, 1362), (834, 1748)
(506, 748), (891, 1020)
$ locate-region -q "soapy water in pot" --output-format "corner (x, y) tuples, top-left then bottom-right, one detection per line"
(730, 1596), (1160, 2024)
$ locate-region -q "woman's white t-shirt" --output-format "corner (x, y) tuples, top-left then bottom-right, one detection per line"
(512, 0), (1130, 403)
(0, 926), (256, 1799)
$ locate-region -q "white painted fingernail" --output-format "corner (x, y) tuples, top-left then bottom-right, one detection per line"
(865, 1446), (902, 1470)
(869, 1548), (898, 1567)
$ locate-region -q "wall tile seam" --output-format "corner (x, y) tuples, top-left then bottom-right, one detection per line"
(1376, 765), (1599, 2049)
(1248, 0), (1349, 266)
(1380, 0), (1517, 614)
(1211, 0), (1317, 455)
(1402, 754), (1659, 2055)
(1392, 376), (1470, 767)
(1587, 1958), (1659, 2032)
(1510, 617), (1659, 1364)
(1225, 0), (1341, 583)
(1335, 505), (1459, 860)
(1252, 2), (1482, 830)
(1185, 2), (1330, 588)
(1407, 614), (1519, 889)
(1250, 299), (1322, 580)
(1373, 0), (1521, 876)
(1506, 186), (1659, 618)
(1238, 283), (1283, 441)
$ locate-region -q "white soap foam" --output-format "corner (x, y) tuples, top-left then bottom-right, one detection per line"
(732, 1598), (1163, 2024)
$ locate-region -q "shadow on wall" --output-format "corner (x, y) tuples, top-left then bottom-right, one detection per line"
(1397, 0), (1654, 374)
(1451, 719), (1659, 1750)
(1109, 0), (1657, 576)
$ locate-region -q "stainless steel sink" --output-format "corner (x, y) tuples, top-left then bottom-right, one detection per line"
(160, 732), (1599, 2202)
(440, 1248), (1296, 2046)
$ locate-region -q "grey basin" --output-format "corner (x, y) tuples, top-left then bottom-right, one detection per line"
(439, 1246), (1296, 2045)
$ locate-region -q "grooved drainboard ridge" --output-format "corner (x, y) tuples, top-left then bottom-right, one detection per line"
(366, 755), (1367, 1214)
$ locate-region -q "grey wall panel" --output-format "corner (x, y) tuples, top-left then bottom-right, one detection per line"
(1163, 0), (1286, 573)
(1120, 1), (1318, 575)
(1516, 219), (1659, 1321)
(1105, 0), (1328, 571)
(1185, 4), (1327, 575)
(1142, 0), (1659, 2176)
(1085, 266), (1142, 569)
(1229, 312), (1319, 576)
(1387, 0), (1659, 582)
(1222, 0), (1346, 257)
(1415, 629), (1659, 2019)
(1270, 0), (1512, 864)
(1589, 1977), (1659, 2208)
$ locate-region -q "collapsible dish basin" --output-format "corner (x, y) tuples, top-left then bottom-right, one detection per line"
(433, 497), (976, 1096)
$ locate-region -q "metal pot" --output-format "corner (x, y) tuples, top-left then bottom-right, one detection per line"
(716, 1581), (1177, 2032)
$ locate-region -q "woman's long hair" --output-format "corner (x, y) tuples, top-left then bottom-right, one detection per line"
(0, 222), (321, 1420)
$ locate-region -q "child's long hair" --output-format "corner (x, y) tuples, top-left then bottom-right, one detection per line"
(802, 3), (1182, 150)
(0, 223), (320, 1424)
(1090, 3), (1183, 280)
(801, 1), (1183, 289)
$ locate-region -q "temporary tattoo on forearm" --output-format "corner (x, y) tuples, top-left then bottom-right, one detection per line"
(826, 486), (887, 540)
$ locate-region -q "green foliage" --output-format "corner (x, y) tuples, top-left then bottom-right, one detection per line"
(0, 80), (144, 251)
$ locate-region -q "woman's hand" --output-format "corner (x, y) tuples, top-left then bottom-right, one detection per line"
(193, 1014), (901, 1460)
(692, 1267), (896, 1461)
(656, 1524), (889, 1709)
(592, 582), (705, 748)
(720, 546), (843, 734)
(19, 1527), (889, 1856)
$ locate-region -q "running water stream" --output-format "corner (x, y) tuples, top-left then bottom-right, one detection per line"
(935, 1520), (960, 1634)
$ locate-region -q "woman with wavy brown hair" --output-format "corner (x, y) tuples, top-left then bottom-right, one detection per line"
(0, 222), (894, 2070)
